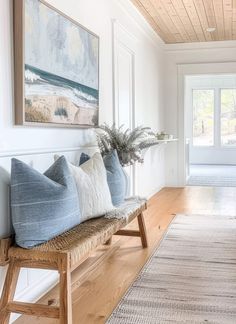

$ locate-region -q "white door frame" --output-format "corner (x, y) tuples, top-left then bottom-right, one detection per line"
(177, 62), (236, 186)
(186, 76), (236, 165)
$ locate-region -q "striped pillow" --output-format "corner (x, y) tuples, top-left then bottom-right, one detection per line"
(11, 156), (81, 248)
(55, 153), (114, 222)
(79, 150), (127, 206)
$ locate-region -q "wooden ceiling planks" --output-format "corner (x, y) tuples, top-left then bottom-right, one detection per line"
(160, 0), (191, 42)
(203, 0), (219, 40)
(223, 0), (233, 39)
(233, 0), (236, 39)
(213, 0), (226, 40)
(181, 0), (206, 41)
(193, 0), (213, 41)
(171, 0), (199, 42)
(132, 0), (174, 42)
(131, 0), (236, 43)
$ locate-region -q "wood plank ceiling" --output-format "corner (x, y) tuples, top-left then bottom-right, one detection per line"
(131, 0), (236, 43)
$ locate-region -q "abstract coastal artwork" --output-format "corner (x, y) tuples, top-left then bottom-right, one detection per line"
(14, 0), (99, 127)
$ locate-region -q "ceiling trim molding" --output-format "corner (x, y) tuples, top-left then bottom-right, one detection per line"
(165, 40), (236, 52)
(116, 0), (165, 50)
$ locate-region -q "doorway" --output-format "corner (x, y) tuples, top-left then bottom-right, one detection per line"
(185, 74), (236, 187)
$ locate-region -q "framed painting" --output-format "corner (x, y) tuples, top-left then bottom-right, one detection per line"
(14, 0), (99, 127)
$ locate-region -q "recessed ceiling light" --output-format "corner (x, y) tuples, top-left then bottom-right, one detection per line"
(206, 27), (216, 33)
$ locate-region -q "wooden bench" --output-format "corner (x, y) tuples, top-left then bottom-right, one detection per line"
(0, 198), (148, 324)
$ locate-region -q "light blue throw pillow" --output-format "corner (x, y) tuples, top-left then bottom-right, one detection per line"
(79, 150), (127, 206)
(103, 150), (127, 206)
(11, 156), (81, 249)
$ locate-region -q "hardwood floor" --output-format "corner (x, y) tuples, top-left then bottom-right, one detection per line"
(15, 186), (236, 324)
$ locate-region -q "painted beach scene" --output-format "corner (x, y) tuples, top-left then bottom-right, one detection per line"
(24, 0), (99, 126)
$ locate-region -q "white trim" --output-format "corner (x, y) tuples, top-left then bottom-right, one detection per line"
(177, 62), (236, 186)
(116, 0), (164, 50)
(165, 40), (236, 52)
(186, 75), (236, 165)
(112, 19), (139, 45)
(146, 185), (163, 200)
(112, 20), (137, 195)
(0, 145), (97, 158)
(112, 20), (136, 130)
(178, 65), (186, 186)
(113, 41), (135, 129)
(15, 271), (58, 302)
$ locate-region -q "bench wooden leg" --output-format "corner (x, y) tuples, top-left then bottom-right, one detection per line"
(0, 261), (20, 324)
(137, 212), (148, 248)
(59, 257), (72, 324)
(114, 212), (148, 248)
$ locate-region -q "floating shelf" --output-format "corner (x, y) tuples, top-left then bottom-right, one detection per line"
(141, 138), (178, 148)
(155, 138), (178, 144)
(141, 139), (178, 155)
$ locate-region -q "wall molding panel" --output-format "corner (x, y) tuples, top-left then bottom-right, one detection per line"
(0, 145), (97, 158)
(112, 20), (136, 195)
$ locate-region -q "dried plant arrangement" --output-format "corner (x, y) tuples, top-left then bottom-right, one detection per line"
(97, 124), (159, 166)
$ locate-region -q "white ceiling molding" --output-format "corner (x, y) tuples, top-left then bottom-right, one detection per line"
(165, 39), (236, 52)
(116, 0), (165, 50)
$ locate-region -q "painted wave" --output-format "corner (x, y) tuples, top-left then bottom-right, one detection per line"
(25, 64), (99, 109)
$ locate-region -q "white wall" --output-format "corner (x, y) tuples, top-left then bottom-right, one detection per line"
(0, 0), (165, 316)
(164, 41), (236, 186)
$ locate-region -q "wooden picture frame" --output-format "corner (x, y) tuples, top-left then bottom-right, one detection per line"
(13, 0), (99, 128)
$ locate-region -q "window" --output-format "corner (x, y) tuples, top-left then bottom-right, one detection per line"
(192, 89), (214, 146)
(221, 89), (236, 146)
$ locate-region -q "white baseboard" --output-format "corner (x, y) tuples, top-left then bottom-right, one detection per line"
(146, 185), (164, 200)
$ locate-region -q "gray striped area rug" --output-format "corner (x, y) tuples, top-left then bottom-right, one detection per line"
(107, 214), (236, 324)
(187, 175), (236, 187)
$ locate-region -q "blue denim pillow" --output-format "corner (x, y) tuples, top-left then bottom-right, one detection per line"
(11, 156), (81, 248)
(79, 150), (126, 206)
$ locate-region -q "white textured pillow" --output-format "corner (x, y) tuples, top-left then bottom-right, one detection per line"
(55, 153), (114, 222)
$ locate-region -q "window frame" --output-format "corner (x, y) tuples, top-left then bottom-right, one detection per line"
(220, 87), (236, 148)
(191, 88), (215, 148)
(191, 86), (236, 149)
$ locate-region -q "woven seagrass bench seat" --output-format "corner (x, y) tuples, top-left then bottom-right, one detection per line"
(9, 198), (147, 269)
(0, 198), (148, 324)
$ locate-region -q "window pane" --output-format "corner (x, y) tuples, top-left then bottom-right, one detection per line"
(221, 89), (236, 146)
(192, 89), (214, 146)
